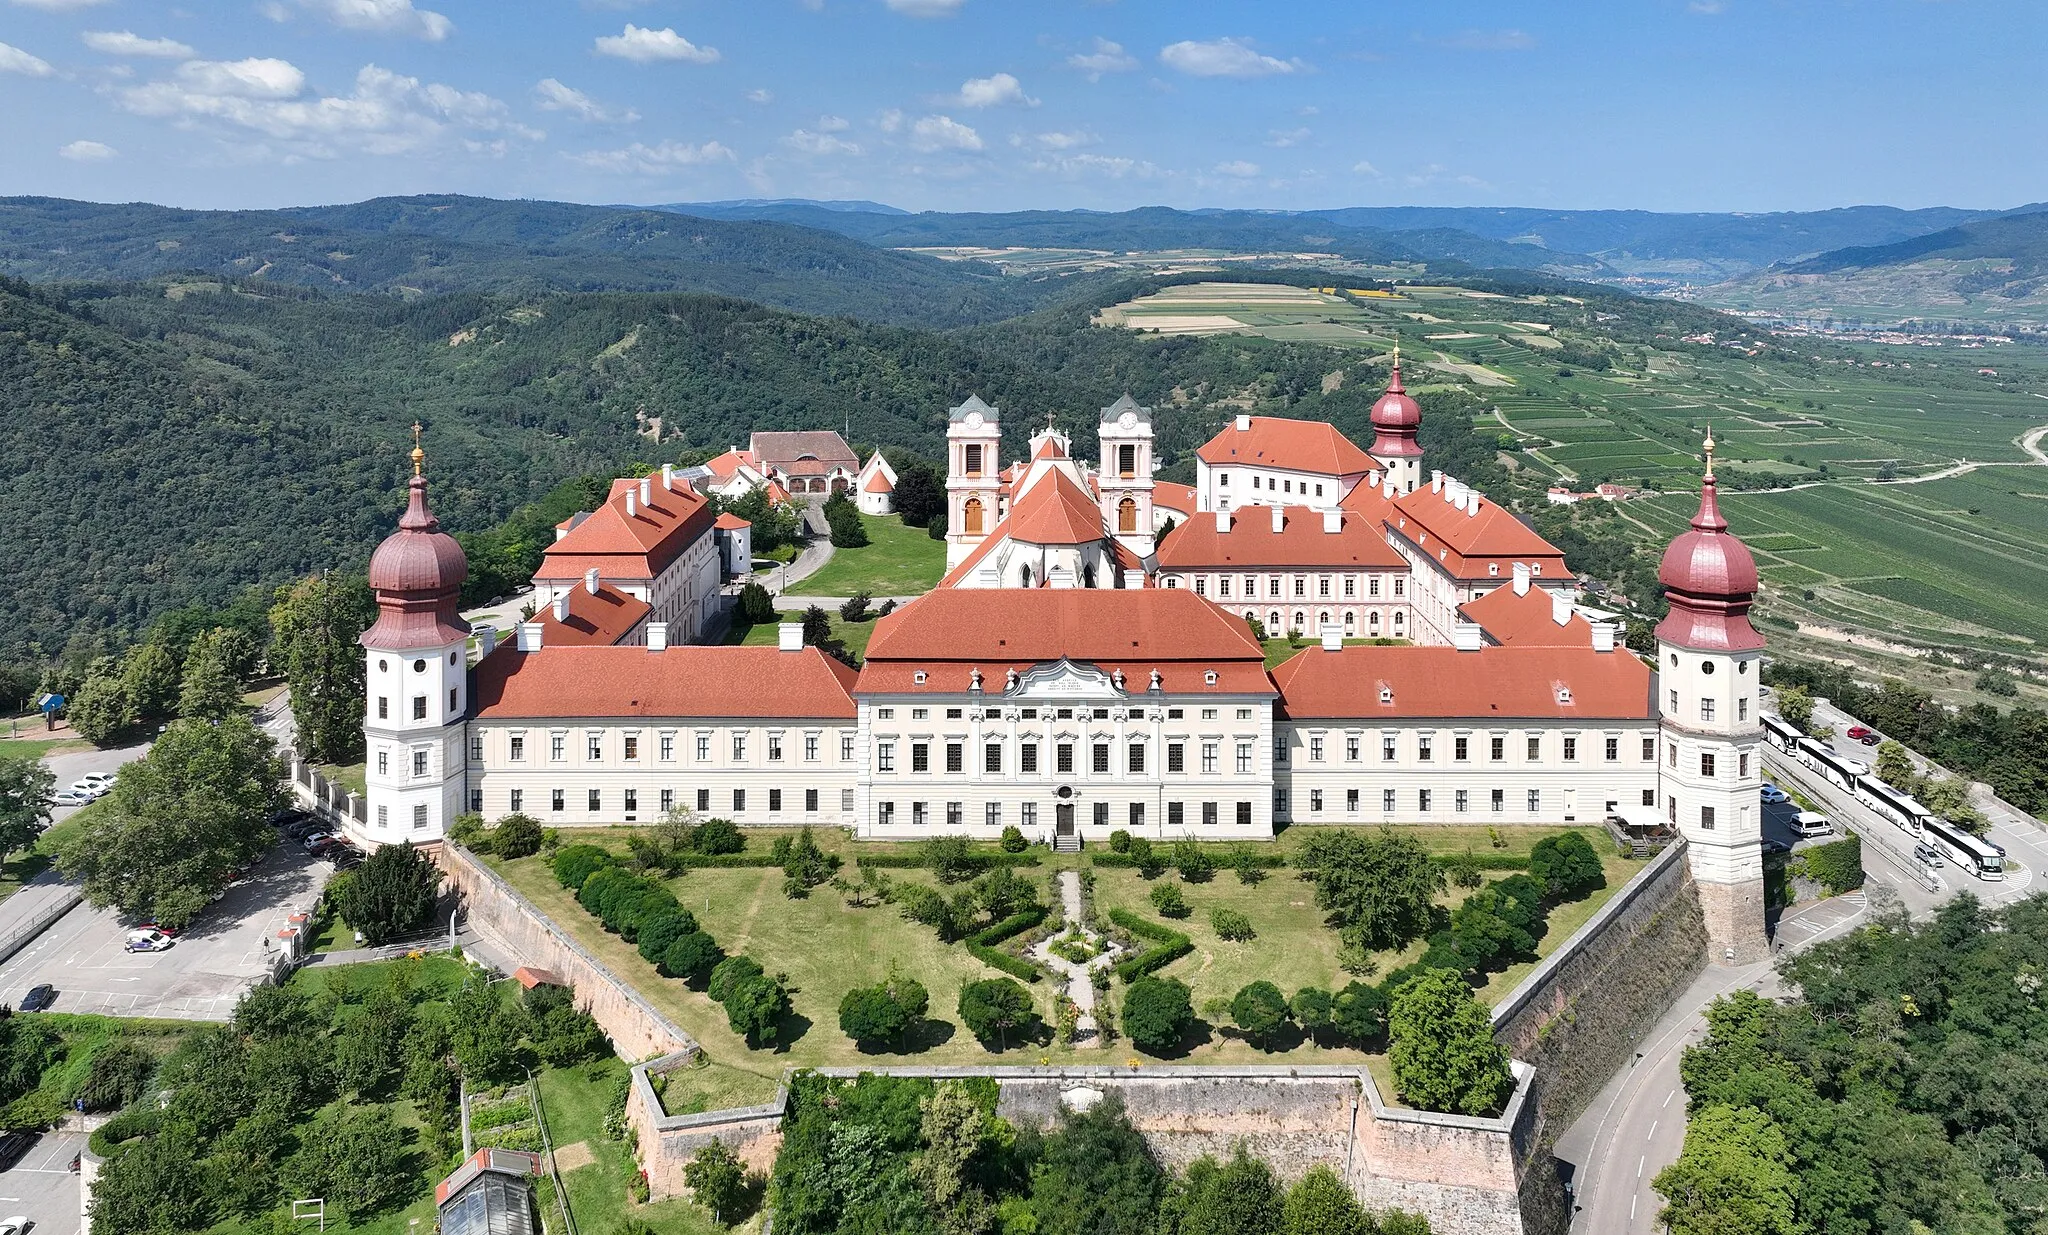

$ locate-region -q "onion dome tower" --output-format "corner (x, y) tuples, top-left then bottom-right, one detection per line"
(1368, 343), (1424, 495)
(1655, 432), (1768, 964)
(360, 425), (473, 846)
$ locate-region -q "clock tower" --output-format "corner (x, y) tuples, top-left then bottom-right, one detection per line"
(1096, 394), (1156, 562)
(945, 394), (1003, 568)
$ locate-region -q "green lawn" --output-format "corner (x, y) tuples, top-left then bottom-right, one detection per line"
(537, 1059), (736, 1235)
(0, 734), (86, 760)
(319, 762), (367, 798)
(794, 513), (945, 596)
(729, 609), (878, 663)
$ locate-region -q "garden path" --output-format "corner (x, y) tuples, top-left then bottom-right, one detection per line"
(1034, 869), (1108, 1047)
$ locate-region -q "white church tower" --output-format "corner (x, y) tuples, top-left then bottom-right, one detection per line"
(1367, 345), (1425, 497)
(359, 428), (473, 846)
(1655, 434), (1768, 964)
(945, 394), (1002, 569)
(1097, 394), (1156, 559)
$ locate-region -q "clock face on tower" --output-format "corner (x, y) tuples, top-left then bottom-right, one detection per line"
(964, 411), (983, 429)
(1118, 411), (1138, 430)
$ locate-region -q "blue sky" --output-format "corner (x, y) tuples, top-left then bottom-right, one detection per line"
(1, 0), (2041, 214)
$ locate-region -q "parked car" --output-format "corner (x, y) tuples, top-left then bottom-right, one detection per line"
(1763, 838), (1792, 856)
(331, 849), (364, 871)
(285, 818), (326, 840)
(1761, 784), (1790, 804)
(1856, 733), (1880, 746)
(78, 772), (116, 790)
(16, 985), (55, 1013)
(48, 790), (89, 808)
(1792, 811), (1835, 838)
(1914, 842), (1944, 868)
(0, 1130), (35, 1171)
(0, 1214), (31, 1235)
(299, 832), (337, 853)
(66, 781), (105, 801)
(124, 930), (174, 954)
(1846, 725), (1875, 740)
(137, 921), (181, 938)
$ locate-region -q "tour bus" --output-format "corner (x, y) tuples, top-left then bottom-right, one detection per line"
(1923, 815), (2005, 881)
(1762, 714), (1803, 754)
(1857, 778), (1931, 839)
(1797, 736), (1864, 791)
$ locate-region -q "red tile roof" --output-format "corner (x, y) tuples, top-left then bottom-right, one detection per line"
(750, 430), (858, 472)
(1031, 435), (1068, 462)
(1156, 505), (1406, 570)
(714, 512), (751, 530)
(1389, 485), (1566, 580)
(863, 469), (893, 493)
(1458, 583), (1592, 648)
(473, 644), (858, 719)
(703, 450), (755, 482)
(1006, 469), (1106, 546)
(863, 588), (1268, 669)
(538, 583), (652, 647)
(1152, 481), (1198, 517)
(536, 477), (715, 583)
(1196, 416), (1376, 476)
(1271, 644), (1652, 720)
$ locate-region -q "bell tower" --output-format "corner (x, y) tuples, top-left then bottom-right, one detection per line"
(360, 426), (473, 846)
(945, 394), (1002, 569)
(1097, 394), (1156, 560)
(1368, 345), (1425, 497)
(1655, 433), (1768, 964)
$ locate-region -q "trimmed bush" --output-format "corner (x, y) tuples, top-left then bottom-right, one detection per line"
(1210, 907), (1255, 942)
(635, 910), (700, 965)
(1108, 908), (1193, 983)
(708, 955), (764, 1005)
(1148, 883), (1190, 919)
(552, 843), (617, 891)
(1529, 833), (1605, 901)
(1793, 833), (1864, 895)
(661, 932), (724, 986)
(966, 905), (1047, 981)
(999, 825), (1028, 853)
(1122, 975), (1193, 1054)
(1108, 829), (1132, 853)
(493, 813), (544, 859)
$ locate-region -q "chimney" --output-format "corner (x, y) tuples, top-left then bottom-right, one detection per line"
(639, 476), (652, 506)
(1513, 562), (1531, 596)
(778, 621), (804, 652)
(1452, 622), (1484, 651)
(552, 592), (570, 622)
(1235, 413), (1252, 432)
(476, 626), (497, 658)
(1551, 591), (1573, 627)
(517, 622), (544, 652)
(1321, 627), (1343, 653)
(1591, 622), (1617, 652)
(662, 463), (675, 490)
(1270, 504), (1286, 533)
(1431, 470), (1445, 493)
(1384, 474), (1398, 498)
(1468, 492), (1483, 517)
(1322, 508), (1343, 534)
(646, 622), (668, 652)
(584, 568), (600, 594)
(1214, 508), (1231, 533)
(625, 490), (638, 518)
(1369, 469), (1382, 488)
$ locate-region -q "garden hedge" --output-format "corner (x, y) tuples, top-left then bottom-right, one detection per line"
(1792, 833), (1864, 895)
(1107, 908), (1193, 983)
(965, 906), (1048, 982)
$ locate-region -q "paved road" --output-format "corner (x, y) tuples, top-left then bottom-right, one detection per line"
(0, 843), (330, 1021)
(0, 1128), (85, 1235)
(1559, 891), (1872, 1233)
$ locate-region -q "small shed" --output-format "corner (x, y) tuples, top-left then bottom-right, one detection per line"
(437, 1148), (541, 1235)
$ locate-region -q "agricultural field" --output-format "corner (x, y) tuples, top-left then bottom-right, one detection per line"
(1094, 281), (1396, 350)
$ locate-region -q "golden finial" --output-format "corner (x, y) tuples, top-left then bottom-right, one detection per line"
(1391, 340), (1401, 369)
(410, 421), (425, 477)
(1702, 425), (1715, 478)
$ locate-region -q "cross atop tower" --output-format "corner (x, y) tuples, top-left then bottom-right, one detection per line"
(410, 421), (425, 477)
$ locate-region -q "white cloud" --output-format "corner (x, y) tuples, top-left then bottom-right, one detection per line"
(877, 108), (903, 133)
(1688, 1), (1725, 12)
(1266, 127), (1309, 148)
(59, 139), (116, 160)
(744, 88), (773, 104)
(784, 128), (861, 156)
(909, 113), (980, 152)
(574, 138), (735, 173)
(594, 25), (719, 64)
(1352, 159), (1380, 175)
(1159, 37), (1299, 79)
(952, 71), (1035, 108)
(1027, 152), (1158, 180)
(884, 0), (963, 16)
(817, 114), (849, 132)
(1438, 29), (1536, 52)
(121, 60), (541, 157)
(1067, 37), (1136, 80)
(9, 0), (108, 9)
(299, 0), (452, 41)
(82, 31), (196, 58)
(1032, 130), (1096, 150)
(0, 41), (54, 76)
(534, 78), (638, 123)
(1214, 159), (1259, 177)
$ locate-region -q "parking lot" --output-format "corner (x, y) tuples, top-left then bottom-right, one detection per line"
(0, 842), (332, 1021)
(0, 1128), (83, 1235)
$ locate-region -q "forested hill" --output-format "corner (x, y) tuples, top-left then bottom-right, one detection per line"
(1, 275), (1382, 658)
(1785, 208), (2048, 277)
(0, 195), (1076, 330)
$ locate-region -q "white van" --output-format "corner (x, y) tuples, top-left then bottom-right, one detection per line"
(1792, 811), (1834, 838)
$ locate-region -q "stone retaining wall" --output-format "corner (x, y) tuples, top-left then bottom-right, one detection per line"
(630, 1050), (786, 1198)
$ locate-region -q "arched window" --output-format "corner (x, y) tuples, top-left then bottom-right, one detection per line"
(1369, 611), (1382, 635)
(1343, 612), (1356, 635)
(1393, 611), (1405, 633)
(1292, 610), (1306, 633)
(963, 497), (984, 535)
(1082, 564), (1097, 589)
(1269, 610), (1281, 630)
(1020, 563), (1034, 587)
(1117, 497), (1137, 534)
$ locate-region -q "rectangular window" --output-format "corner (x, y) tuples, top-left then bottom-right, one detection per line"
(842, 788), (855, 811)
(1491, 788), (1505, 813)
(912, 801), (927, 827)
(1346, 735), (1360, 762)
(1310, 734), (1325, 762)
(625, 789), (639, 815)
(1669, 689), (1680, 713)
(1129, 802), (1145, 829)
(1382, 788), (1395, 813)
(1218, 578), (1231, 597)
(842, 734), (855, 761)
(1093, 802), (1109, 828)
(768, 733), (784, 762)
(1739, 752), (1750, 778)
(975, 742), (998, 774)
(1383, 735), (1397, 762)
(1419, 736), (1434, 762)
(965, 443), (983, 475)
(659, 733), (674, 761)
(450, 688), (459, 714)
(1168, 742), (1185, 773)
(696, 733), (711, 761)
(1194, 578), (1206, 597)
(1563, 737), (1579, 762)
(469, 789), (482, 812)
(1394, 577), (1405, 597)
(377, 697), (389, 720)
(1318, 578), (1331, 598)
(1490, 736), (1505, 761)
(1644, 736), (1657, 760)
(376, 750), (389, 776)
(697, 788), (710, 812)
(1456, 790), (1470, 814)
(1310, 789), (1324, 813)
(947, 801), (962, 828)
(1168, 801), (1184, 828)
(660, 788), (674, 812)
(1021, 743), (1039, 774)
(879, 801), (895, 826)
(1528, 789), (1541, 813)
(510, 789), (524, 813)
(587, 734), (602, 761)
(807, 788), (819, 812)
(1202, 742), (1218, 773)
(1203, 802), (1219, 827)
(1701, 805), (1716, 830)
(470, 733), (482, 762)
(1349, 788), (1363, 812)
(551, 733), (566, 762)
(1343, 578), (1356, 599)
(986, 802), (1001, 829)
(732, 733), (747, 761)
(1455, 736), (1470, 762)
(1092, 743), (1110, 774)
(1669, 743), (1679, 768)
(413, 696), (427, 720)
(1236, 801), (1253, 828)
(946, 742), (964, 773)
(624, 735), (639, 761)
(413, 804), (429, 830)
(1294, 578), (1306, 598)
(1057, 743), (1075, 774)
(1369, 576), (1381, 598)
(1644, 788), (1657, 807)
(1274, 735), (1288, 764)
(912, 742), (930, 773)
(412, 749), (428, 777)
(551, 789), (565, 813)
(1419, 789), (1432, 813)
(510, 735), (525, 762)
(733, 789), (746, 813)
(1738, 697), (1749, 721)
(588, 789), (601, 813)
(1605, 736), (1619, 761)
(1701, 752), (1717, 777)
(1523, 735), (1538, 761)
(1235, 742), (1252, 773)
(769, 789), (783, 813)
(1701, 698), (1716, 722)
(1022, 802), (1037, 829)
(1128, 743), (1146, 774)
(878, 741), (896, 772)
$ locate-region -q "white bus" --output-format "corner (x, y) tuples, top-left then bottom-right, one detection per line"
(1762, 714), (1803, 754)
(1923, 816), (2004, 881)
(1798, 737), (1864, 791)
(1857, 778), (1931, 839)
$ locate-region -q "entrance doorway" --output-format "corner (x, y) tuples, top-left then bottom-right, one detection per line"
(1055, 803), (1075, 838)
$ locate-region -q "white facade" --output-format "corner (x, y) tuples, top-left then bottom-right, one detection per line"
(1658, 640), (1766, 888)
(1096, 395), (1157, 559)
(945, 395), (1004, 568)
(363, 640), (470, 843)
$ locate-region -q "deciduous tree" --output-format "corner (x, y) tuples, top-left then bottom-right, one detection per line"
(1230, 981), (1291, 1049)
(1120, 975), (1193, 1055)
(1653, 1104), (1799, 1235)
(685, 1139), (751, 1226)
(958, 977), (1036, 1051)
(0, 755), (53, 874)
(333, 840), (440, 945)
(269, 573), (376, 763)
(1387, 969), (1513, 1116)
(1296, 828), (1445, 953)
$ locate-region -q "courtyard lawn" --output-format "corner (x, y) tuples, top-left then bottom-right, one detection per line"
(730, 609), (878, 663)
(319, 761), (367, 798)
(795, 513), (945, 597)
(537, 1059), (737, 1235)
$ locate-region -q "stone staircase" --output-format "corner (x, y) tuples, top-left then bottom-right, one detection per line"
(1053, 831), (1081, 855)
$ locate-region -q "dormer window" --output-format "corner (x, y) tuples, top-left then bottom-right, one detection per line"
(1378, 686), (1393, 705)
(1557, 686), (1574, 705)
(1488, 563), (1500, 577)
(1532, 563), (1543, 576)
(1203, 670), (1218, 686)
(914, 671), (928, 685)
